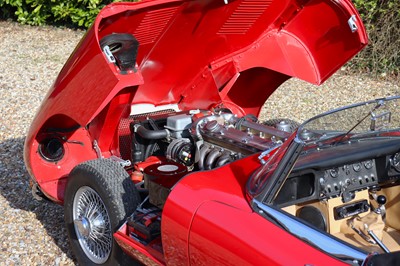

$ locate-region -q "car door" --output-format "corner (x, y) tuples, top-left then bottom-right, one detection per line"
(188, 200), (347, 265)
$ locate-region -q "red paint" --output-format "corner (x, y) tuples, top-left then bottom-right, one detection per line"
(25, 0), (367, 201)
(189, 201), (345, 265)
(23, 0), (368, 264)
(114, 224), (165, 265)
(162, 154), (261, 264)
(162, 154), (346, 265)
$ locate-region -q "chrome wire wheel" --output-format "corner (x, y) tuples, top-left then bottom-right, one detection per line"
(65, 159), (141, 265)
(73, 186), (112, 264)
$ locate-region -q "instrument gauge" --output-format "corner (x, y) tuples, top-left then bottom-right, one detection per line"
(364, 160), (373, 169)
(329, 168), (339, 178)
(391, 153), (400, 172)
(352, 162), (362, 172)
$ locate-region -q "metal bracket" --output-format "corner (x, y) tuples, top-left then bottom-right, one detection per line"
(93, 140), (103, 159)
(110, 155), (132, 168)
(258, 143), (281, 165)
(103, 45), (116, 64)
(370, 110), (391, 131)
(348, 15), (358, 33)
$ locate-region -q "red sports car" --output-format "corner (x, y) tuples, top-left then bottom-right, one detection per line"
(24, 0), (400, 265)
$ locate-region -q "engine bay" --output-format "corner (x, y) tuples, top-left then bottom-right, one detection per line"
(118, 106), (400, 256)
(118, 108), (297, 245)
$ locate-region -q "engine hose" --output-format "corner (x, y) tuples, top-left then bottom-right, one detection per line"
(143, 118), (162, 158)
(204, 148), (222, 170)
(135, 125), (169, 140)
(235, 114), (258, 130)
(216, 153), (232, 167)
(166, 138), (189, 161)
(198, 144), (211, 170)
(131, 131), (143, 163)
(144, 140), (156, 159)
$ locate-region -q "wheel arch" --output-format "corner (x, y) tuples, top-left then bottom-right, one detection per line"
(25, 84), (138, 203)
(24, 114), (97, 203)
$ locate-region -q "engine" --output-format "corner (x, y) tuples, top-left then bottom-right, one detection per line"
(131, 110), (294, 168)
(124, 109), (297, 243)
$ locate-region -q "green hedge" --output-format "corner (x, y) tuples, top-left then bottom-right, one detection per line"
(351, 0), (400, 76)
(0, 0), (136, 28)
(0, 0), (398, 75)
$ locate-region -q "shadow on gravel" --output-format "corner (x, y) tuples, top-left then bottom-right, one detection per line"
(0, 137), (76, 263)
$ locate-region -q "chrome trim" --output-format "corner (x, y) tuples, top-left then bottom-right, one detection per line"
(73, 186), (112, 264)
(258, 143), (282, 165)
(103, 45), (116, 63)
(253, 199), (368, 265)
(296, 96), (400, 145)
(348, 15), (358, 33)
(110, 155), (131, 167)
(367, 229), (390, 253)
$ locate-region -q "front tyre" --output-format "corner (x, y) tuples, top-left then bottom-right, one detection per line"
(64, 159), (140, 265)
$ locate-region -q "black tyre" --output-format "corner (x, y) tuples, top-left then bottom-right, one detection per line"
(263, 118), (300, 133)
(64, 159), (140, 265)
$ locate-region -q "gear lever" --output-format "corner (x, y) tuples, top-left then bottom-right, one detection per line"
(366, 194), (389, 253)
(349, 194), (390, 253)
(374, 195), (387, 216)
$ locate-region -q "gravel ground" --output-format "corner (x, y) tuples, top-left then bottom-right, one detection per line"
(0, 20), (399, 265)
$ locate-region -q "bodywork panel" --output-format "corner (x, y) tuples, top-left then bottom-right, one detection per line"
(21, 0), (377, 264)
(97, 0), (367, 114)
(189, 201), (346, 265)
(162, 154), (346, 265)
(24, 0), (367, 202)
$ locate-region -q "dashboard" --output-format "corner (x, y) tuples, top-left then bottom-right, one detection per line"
(320, 159), (377, 201)
(274, 137), (400, 207)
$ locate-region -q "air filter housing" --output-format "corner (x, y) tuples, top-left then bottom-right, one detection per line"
(144, 161), (188, 208)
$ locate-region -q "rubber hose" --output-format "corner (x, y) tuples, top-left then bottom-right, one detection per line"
(144, 140), (156, 159)
(131, 132), (143, 163)
(136, 125), (169, 140)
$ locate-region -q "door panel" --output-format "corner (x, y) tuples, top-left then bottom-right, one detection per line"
(189, 200), (345, 265)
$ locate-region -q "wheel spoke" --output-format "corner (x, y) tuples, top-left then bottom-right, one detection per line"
(73, 186), (112, 264)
